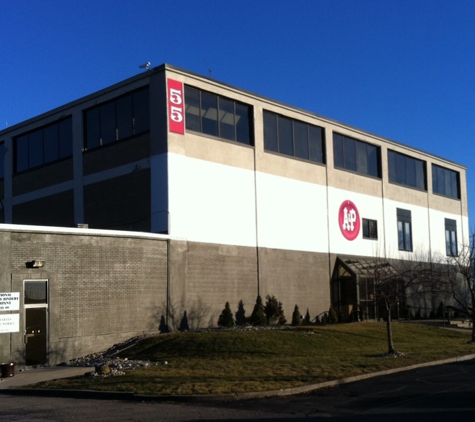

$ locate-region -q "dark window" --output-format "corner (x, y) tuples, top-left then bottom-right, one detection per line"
(362, 218), (378, 240)
(0, 142), (4, 179)
(432, 164), (460, 199)
(294, 121), (309, 160)
(263, 110), (325, 164)
(84, 86), (150, 149)
(24, 280), (48, 305)
(14, 117), (73, 173)
(44, 124), (59, 162)
(235, 103), (251, 145)
(100, 101), (116, 145)
(58, 118), (73, 158)
(388, 150), (426, 190)
(263, 111), (278, 152)
(278, 116), (293, 156)
(333, 133), (381, 178)
(201, 92), (218, 137)
(28, 130), (43, 169)
(219, 98), (235, 141)
(85, 107), (100, 149)
(184, 86), (253, 145)
(132, 88), (150, 134)
(184, 87), (200, 132)
(445, 218), (458, 256)
(116, 95), (133, 139)
(397, 208), (412, 251)
(16, 135), (29, 172)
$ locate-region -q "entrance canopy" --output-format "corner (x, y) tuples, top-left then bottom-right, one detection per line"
(332, 257), (401, 321)
(336, 257), (399, 279)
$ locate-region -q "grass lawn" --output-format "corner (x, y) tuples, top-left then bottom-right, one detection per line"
(32, 322), (473, 395)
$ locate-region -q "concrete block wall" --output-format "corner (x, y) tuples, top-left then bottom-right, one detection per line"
(168, 240), (258, 329)
(1, 229), (168, 366)
(168, 240), (330, 329)
(259, 248), (331, 321)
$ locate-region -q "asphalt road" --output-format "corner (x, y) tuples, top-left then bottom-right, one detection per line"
(2, 359), (475, 421)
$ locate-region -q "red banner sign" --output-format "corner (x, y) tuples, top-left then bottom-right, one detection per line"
(338, 200), (360, 241)
(167, 78), (185, 134)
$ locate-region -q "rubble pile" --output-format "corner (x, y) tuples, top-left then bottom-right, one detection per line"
(62, 336), (161, 378)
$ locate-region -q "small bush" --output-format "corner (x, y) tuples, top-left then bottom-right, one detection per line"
(304, 309), (311, 325)
(291, 305), (301, 326)
(218, 302), (235, 327)
(264, 295), (286, 325)
(159, 315), (170, 333)
(250, 295), (267, 326)
(179, 310), (190, 331)
(235, 300), (247, 326)
(278, 301), (287, 325)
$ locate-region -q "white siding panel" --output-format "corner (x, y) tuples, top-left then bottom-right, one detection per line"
(256, 172), (328, 252)
(428, 208), (468, 260)
(382, 200), (431, 260)
(167, 153), (257, 247)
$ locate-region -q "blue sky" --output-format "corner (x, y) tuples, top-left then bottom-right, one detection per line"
(1, 0), (475, 224)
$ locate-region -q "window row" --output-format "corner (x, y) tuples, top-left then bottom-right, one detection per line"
(14, 118), (73, 173)
(388, 151), (460, 199)
(184, 86), (252, 145)
(5, 84), (462, 202)
(84, 87), (150, 149)
(363, 210), (457, 257)
(263, 111), (325, 163)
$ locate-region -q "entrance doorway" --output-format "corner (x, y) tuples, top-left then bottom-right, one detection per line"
(24, 280), (48, 366)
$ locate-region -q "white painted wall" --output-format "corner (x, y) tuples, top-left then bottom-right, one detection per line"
(382, 199), (431, 260)
(167, 153), (466, 262)
(167, 153), (257, 247)
(256, 172), (329, 252)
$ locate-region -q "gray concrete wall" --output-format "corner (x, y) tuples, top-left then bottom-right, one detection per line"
(168, 239), (330, 329)
(259, 248), (331, 321)
(168, 240), (258, 330)
(0, 229), (168, 366)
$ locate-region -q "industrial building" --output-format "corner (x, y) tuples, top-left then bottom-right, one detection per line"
(0, 64), (468, 366)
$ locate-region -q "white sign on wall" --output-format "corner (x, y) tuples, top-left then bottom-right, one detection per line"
(0, 314), (19, 333)
(0, 292), (20, 311)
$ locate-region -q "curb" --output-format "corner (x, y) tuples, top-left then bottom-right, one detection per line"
(2, 353), (475, 402)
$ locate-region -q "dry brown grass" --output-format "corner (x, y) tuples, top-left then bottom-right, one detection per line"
(32, 322), (473, 395)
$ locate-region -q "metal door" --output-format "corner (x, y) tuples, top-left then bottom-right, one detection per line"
(24, 280), (48, 366)
(25, 307), (47, 365)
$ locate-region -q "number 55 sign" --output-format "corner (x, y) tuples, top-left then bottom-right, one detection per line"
(168, 78), (185, 134)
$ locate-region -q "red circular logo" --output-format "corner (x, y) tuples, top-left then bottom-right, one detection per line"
(338, 200), (360, 241)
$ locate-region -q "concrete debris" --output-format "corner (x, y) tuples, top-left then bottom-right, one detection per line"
(62, 337), (160, 378)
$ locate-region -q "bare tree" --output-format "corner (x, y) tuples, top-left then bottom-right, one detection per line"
(359, 255), (437, 355)
(443, 242), (475, 343)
